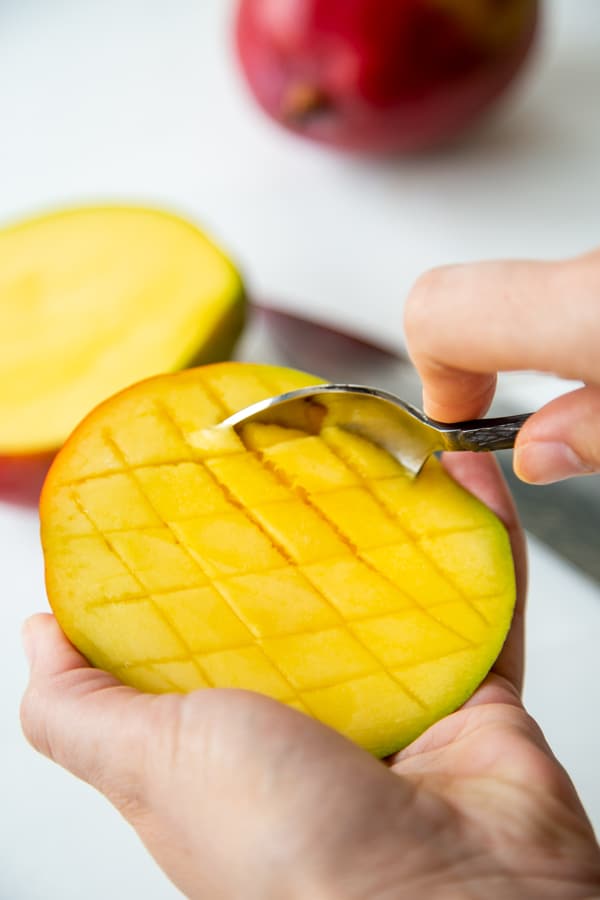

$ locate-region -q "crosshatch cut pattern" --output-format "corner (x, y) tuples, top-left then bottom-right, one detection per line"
(41, 363), (516, 757)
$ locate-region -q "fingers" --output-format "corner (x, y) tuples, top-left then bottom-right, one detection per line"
(441, 453), (527, 694)
(404, 253), (600, 422)
(20, 614), (156, 815)
(19, 620), (424, 899)
(514, 385), (600, 483)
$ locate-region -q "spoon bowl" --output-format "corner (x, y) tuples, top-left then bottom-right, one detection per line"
(219, 384), (531, 474)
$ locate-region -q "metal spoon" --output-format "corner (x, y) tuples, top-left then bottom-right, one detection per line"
(219, 383), (531, 475)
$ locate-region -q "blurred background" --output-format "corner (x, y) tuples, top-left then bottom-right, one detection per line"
(1, 1), (599, 897)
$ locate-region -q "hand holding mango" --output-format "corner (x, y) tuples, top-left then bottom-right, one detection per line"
(21, 251), (600, 897)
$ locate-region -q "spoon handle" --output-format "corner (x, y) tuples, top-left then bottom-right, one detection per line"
(434, 413), (532, 453)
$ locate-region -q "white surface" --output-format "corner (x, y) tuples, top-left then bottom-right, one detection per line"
(1, 1), (600, 897)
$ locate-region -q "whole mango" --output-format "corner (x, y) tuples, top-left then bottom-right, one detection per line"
(235, 0), (538, 153)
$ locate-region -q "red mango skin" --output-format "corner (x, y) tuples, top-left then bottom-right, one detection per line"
(235, 0), (539, 154)
(0, 453), (54, 507)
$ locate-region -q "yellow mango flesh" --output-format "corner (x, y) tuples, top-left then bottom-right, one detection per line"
(41, 363), (515, 756)
(0, 206), (244, 455)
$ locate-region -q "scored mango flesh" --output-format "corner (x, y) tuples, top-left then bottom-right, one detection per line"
(41, 363), (515, 756)
(0, 206), (244, 455)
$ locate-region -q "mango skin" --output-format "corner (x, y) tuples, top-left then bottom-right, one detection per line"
(41, 363), (516, 757)
(0, 453), (53, 507)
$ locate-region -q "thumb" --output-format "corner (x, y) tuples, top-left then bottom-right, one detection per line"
(514, 385), (600, 484)
(20, 613), (155, 816)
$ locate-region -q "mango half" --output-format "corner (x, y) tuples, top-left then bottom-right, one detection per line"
(0, 205), (244, 457)
(41, 363), (515, 756)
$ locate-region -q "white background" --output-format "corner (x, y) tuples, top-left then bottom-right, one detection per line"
(1, 2), (599, 897)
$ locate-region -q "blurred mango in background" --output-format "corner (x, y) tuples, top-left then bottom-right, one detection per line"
(235, 0), (539, 153)
(0, 206), (245, 503)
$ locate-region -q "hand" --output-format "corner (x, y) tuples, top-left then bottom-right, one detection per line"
(21, 454), (600, 899)
(404, 248), (600, 484)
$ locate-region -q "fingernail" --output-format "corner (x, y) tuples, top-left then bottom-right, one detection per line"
(21, 620), (37, 668)
(515, 442), (593, 485)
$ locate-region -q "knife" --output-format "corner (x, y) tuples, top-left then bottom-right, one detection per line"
(235, 303), (600, 584)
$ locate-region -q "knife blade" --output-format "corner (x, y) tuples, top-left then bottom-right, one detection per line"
(235, 303), (600, 584)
